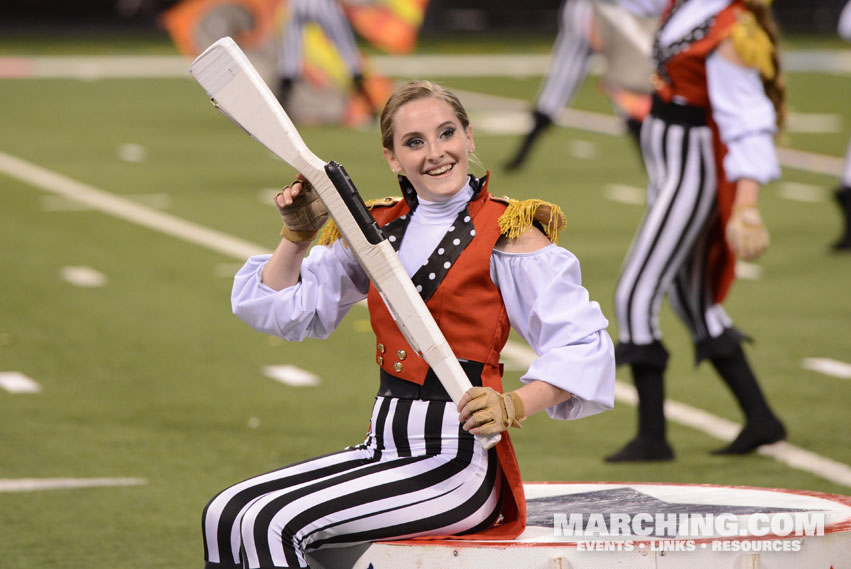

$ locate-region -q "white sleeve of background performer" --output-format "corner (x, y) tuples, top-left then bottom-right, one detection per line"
(706, 51), (780, 184)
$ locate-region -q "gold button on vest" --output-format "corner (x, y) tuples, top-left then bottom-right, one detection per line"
(394, 362), (403, 373)
(378, 356), (384, 366)
(378, 343), (386, 353)
(397, 350), (407, 361)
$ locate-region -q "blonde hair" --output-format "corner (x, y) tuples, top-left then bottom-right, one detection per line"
(744, 0), (786, 131)
(379, 80), (471, 151)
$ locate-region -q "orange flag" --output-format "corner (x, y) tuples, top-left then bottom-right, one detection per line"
(160, 0), (281, 56)
(344, 0), (430, 54)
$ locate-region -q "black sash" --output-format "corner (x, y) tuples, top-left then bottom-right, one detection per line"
(377, 360), (484, 401)
(651, 95), (707, 126)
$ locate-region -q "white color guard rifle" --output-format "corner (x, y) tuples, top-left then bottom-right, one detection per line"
(190, 37), (500, 449)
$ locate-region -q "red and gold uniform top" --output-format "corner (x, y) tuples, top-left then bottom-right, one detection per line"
(652, 0), (744, 108)
(319, 174), (565, 540)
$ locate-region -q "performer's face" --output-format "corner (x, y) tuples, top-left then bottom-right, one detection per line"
(383, 97), (475, 202)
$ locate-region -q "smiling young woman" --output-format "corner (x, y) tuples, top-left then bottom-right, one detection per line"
(201, 80), (615, 569)
(380, 95), (474, 202)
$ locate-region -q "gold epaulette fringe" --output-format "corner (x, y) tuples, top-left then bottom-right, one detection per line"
(317, 220), (342, 246)
(497, 198), (566, 244)
(316, 196), (401, 246)
(730, 11), (776, 79)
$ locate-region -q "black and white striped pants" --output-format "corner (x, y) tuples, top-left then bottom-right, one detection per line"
(535, 0), (593, 119)
(614, 110), (734, 365)
(202, 396), (500, 568)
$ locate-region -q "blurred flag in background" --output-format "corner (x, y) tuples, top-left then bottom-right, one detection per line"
(161, 0), (430, 125)
(345, 0), (429, 54)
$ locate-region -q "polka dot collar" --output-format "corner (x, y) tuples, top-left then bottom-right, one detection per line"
(384, 174), (487, 302)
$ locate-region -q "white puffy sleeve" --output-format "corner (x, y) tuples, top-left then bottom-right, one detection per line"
(231, 240), (369, 341)
(491, 244), (616, 421)
(706, 51), (780, 184)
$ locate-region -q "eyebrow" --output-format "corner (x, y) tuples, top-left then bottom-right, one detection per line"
(399, 120), (457, 141)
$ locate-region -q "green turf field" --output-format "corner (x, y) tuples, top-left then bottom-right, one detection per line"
(1, 32), (849, 569)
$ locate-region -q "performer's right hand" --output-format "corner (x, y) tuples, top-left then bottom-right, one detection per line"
(276, 174), (329, 242)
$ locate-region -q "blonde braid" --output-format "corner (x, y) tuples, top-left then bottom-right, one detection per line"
(743, 0), (786, 132)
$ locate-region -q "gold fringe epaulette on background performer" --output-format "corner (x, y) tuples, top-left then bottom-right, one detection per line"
(497, 198), (566, 244)
(317, 196), (401, 246)
(729, 10), (775, 79)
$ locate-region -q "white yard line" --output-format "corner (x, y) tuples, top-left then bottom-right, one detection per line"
(604, 184), (645, 205)
(0, 371), (42, 394)
(0, 55), (191, 79)
(734, 260), (762, 280)
(786, 112), (842, 134)
(117, 142), (148, 163)
(374, 54), (553, 78)
(1, 53), (845, 174)
(453, 87), (846, 176)
(663, 392), (851, 489)
(802, 358), (851, 380)
(0, 150), (268, 260)
(2, 50), (850, 79)
(781, 50), (851, 73)
(61, 265), (107, 288)
(645, 379), (851, 489)
(776, 147), (844, 178)
(263, 365), (320, 387)
(499, 340), (851, 488)
(2, 147), (849, 488)
(0, 477), (147, 492)
(776, 182), (830, 203)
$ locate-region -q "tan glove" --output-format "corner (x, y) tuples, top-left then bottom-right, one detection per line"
(726, 205), (769, 261)
(277, 177), (329, 242)
(461, 387), (526, 436)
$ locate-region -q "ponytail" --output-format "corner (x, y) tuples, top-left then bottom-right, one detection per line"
(743, 0), (786, 132)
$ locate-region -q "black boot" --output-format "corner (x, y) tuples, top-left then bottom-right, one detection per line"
(504, 111), (553, 172)
(605, 364), (674, 462)
(832, 185), (851, 251)
(625, 117), (643, 148)
(709, 345), (786, 454)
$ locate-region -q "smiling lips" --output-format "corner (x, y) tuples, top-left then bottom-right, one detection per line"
(427, 163), (454, 176)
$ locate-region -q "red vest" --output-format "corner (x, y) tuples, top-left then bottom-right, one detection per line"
(367, 179), (526, 540)
(368, 190), (509, 388)
(655, 2), (741, 109)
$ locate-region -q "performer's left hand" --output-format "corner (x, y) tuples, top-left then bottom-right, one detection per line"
(458, 387), (526, 436)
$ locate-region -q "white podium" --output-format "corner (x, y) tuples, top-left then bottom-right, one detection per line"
(309, 481), (851, 569)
